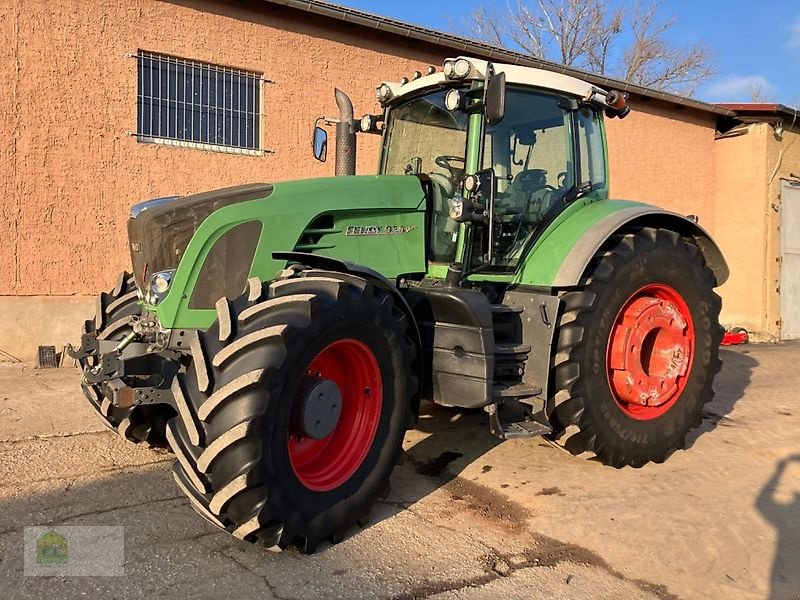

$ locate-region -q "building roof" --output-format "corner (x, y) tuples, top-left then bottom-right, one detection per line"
(717, 103), (800, 123)
(262, 0), (735, 118)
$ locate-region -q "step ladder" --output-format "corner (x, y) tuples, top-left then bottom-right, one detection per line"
(487, 303), (552, 440)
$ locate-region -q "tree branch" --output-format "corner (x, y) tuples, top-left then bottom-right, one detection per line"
(462, 0), (715, 95)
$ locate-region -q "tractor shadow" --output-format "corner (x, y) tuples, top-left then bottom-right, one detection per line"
(378, 346), (760, 534)
(381, 401), (502, 511)
(684, 347), (758, 450)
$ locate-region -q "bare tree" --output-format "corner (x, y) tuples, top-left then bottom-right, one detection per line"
(747, 79), (767, 103)
(467, 0), (714, 95)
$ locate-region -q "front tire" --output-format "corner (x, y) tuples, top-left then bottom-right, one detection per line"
(548, 228), (723, 467)
(167, 270), (417, 551)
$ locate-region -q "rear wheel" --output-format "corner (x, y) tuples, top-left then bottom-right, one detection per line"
(78, 272), (170, 445)
(166, 270), (417, 551)
(547, 228), (722, 467)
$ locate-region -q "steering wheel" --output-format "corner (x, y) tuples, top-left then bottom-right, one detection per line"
(435, 155), (465, 170)
(434, 155), (466, 183)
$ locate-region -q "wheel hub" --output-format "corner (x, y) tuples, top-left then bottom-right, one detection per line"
(607, 284), (694, 419)
(296, 377), (343, 440)
(288, 338), (383, 492)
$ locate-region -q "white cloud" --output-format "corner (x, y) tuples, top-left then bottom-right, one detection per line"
(701, 75), (776, 103)
(790, 17), (800, 49)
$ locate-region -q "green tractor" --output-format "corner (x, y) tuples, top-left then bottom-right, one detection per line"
(70, 57), (727, 552)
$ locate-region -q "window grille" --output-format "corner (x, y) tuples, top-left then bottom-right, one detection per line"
(135, 51), (263, 154)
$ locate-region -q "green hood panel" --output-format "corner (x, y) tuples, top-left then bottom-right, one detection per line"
(154, 175), (427, 329)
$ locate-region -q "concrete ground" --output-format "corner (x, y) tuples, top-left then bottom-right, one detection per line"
(0, 344), (798, 599)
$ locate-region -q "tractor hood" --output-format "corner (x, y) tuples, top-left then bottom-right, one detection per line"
(131, 175), (428, 329)
(128, 184), (274, 290)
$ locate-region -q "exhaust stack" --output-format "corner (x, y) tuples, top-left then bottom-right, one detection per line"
(334, 89), (357, 176)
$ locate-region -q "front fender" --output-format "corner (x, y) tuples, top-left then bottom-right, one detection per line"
(516, 199), (729, 288)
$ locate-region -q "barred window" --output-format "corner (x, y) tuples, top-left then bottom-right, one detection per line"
(136, 51), (262, 154)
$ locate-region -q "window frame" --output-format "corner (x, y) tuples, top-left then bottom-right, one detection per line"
(576, 106), (607, 192)
(134, 50), (265, 156)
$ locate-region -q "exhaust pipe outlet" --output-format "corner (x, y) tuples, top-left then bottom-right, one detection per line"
(334, 88), (357, 176)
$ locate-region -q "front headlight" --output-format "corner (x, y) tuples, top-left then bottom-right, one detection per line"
(444, 89), (463, 112)
(147, 269), (176, 305)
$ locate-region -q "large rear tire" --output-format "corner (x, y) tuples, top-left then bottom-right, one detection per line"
(166, 270), (417, 552)
(547, 228), (723, 467)
(79, 272), (171, 445)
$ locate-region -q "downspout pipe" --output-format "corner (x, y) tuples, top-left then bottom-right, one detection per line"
(334, 88), (357, 176)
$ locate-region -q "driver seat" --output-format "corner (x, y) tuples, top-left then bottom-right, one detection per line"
(504, 169), (547, 207)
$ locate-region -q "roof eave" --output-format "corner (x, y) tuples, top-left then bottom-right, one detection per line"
(260, 0), (734, 118)
(717, 103), (800, 122)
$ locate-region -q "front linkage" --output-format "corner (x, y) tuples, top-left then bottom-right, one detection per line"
(70, 318), (179, 410)
(67, 273), (179, 444)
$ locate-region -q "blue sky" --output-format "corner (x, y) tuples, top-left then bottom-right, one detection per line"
(336, 0), (800, 106)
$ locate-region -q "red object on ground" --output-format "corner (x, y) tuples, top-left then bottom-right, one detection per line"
(288, 338), (382, 492)
(721, 329), (749, 346)
(606, 283), (695, 421)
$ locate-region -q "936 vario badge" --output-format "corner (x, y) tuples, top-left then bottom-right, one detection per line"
(345, 225), (417, 236)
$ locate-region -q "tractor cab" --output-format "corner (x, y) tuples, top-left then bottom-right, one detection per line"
(325, 57), (623, 279)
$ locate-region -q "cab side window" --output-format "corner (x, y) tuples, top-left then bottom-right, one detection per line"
(577, 108), (606, 191)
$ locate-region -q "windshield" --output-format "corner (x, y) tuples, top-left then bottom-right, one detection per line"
(378, 86), (587, 269)
(380, 89), (469, 262)
(380, 89), (469, 177)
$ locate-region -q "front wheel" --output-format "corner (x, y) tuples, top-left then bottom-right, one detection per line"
(166, 270), (417, 552)
(548, 227), (723, 467)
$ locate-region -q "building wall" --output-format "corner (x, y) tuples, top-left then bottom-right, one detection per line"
(713, 124), (771, 334)
(0, 0), (448, 299)
(605, 99), (718, 231)
(0, 0), (752, 359)
(712, 123), (800, 338)
(0, 0), (447, 359)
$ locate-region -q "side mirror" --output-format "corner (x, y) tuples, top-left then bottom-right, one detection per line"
(312, 126), (328, 162)
(485, 71), (506, 126)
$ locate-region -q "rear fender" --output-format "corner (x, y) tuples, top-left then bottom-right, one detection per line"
(552, 207), (729, 287)
(516, 201), (729, 288)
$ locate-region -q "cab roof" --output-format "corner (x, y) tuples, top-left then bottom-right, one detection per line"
(380, 57), (600, 104)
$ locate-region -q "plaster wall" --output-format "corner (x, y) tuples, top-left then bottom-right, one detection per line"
(0, 0), (751, 358)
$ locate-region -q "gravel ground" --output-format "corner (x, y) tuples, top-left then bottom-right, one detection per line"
(0, 343), (797, 599)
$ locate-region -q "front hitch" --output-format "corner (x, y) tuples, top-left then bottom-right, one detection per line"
(82, 352), (126, 384)
(66, 320), (101, 363)
(69, 317), (181, 411)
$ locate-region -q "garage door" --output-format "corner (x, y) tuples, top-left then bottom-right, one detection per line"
(781, 180), (800, 340)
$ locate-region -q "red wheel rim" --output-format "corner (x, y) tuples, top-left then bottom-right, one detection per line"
(288, 338), (382, 491)
(606, 284), (695, 421)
